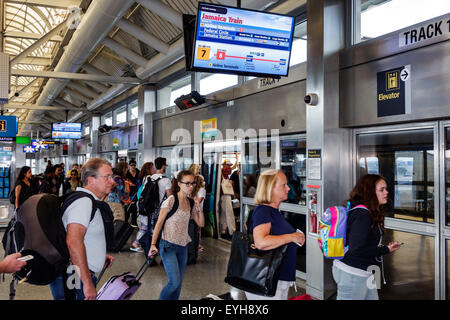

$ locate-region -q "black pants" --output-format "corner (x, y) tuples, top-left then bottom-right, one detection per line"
(125, 202), (138, 225)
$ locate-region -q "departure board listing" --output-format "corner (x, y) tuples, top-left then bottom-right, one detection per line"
(193, 2), (295, 77)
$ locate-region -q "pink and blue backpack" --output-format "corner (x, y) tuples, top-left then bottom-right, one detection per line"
(318, 202), (368, 259)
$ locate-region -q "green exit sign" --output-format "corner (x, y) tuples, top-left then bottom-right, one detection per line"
(16, 136), (31, 144)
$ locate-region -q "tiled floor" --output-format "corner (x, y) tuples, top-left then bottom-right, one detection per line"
(0, 230), (306, 300)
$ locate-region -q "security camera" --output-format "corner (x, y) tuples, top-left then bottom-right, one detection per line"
(304, 93), (319, 106)
(14, 92), (19, 97)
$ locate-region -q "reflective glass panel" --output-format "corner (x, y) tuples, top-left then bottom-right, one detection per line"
(447, 240), (450, 300)
(380, 229), (434, 300)
(357, 129), (435, 223)
(242, 138), (278, 192)
(282, 211), (306, 273)
(445, 128), (450, 226)
(280, 137), (307, 206)
(357, 0), (450, 43)
(200, 73), (238, 96)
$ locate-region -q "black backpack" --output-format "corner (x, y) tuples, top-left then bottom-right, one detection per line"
(8, 191), (115, 286)
(137, 175), (164, 217)
(8, 188), (15, 205)
(139, 194), (194, 256)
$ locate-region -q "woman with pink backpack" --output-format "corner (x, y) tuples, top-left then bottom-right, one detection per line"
(332, 174), (402, 300)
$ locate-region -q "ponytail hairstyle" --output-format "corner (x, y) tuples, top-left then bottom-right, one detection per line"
(171, 170), (195, 195)
(348, 174), (387, 229)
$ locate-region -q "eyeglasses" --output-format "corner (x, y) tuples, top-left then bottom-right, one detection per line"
(179, 181), (196, 187)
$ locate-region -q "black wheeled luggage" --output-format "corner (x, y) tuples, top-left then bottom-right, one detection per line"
(187, 220), (199, 265)
(110, 220), (134, 252)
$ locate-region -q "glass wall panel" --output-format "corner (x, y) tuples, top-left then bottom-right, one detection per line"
(83, 122), (90, 136)
(356, 0), (450, 43)
(282, 211), (306, 273)
(160, 147), (175, 180)
(280, 136), (307, 205)
(128, 99), (138, 120)
(357, 129), (435, 223)
(157, 76), (191, 111)
(101, 112), (112, 126)
(445, 127), (450, 226)
(242, 138), (278, 192)
(200, 73), (238, 96)
(447, 239), (449, 300)
(380, 230), (434, 300)
(114, 105), (127, 124)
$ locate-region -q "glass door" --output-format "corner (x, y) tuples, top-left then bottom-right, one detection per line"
(440, 121), (450, 300)
(355, 122), (440, 300)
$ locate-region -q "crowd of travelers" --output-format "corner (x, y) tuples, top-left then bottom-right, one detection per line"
(3, 156), (402, 301)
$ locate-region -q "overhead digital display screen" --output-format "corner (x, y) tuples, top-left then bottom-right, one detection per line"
(51, 122), (82, 139)
(191, 2), (295, 78)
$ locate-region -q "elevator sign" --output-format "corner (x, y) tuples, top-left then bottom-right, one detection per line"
(377, 65), (411, 117)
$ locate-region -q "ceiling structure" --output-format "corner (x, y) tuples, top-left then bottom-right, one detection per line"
(0, 0), (303, 137)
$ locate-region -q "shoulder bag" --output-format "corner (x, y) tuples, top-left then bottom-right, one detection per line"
(224, 215), (288, 297)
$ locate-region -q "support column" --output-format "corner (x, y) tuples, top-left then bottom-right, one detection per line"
(305, 0), (350, 300)
(137, 85), (156, 167)
(90, 116), (100, 158)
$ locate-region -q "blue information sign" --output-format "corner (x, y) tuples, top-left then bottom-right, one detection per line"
(0, 116), (18, 138)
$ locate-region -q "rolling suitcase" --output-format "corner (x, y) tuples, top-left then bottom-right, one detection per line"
(110, 220), (134, 252)
(96, 257), (155, 300)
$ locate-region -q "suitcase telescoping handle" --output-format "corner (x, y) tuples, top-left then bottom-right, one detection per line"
(136, 255), (158, 282)
(96, 259), (111, 285)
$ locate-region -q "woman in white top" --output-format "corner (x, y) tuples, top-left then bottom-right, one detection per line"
(188, 164), (206, 251)
(149, 170), (204, 300)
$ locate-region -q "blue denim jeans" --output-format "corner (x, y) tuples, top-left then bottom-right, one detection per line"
(158, 239), (188, 300)
(332, 265), (379, 300)
(49, 272), (97, 300)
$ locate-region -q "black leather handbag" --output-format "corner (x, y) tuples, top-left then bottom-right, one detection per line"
(224, 230), (288, 297)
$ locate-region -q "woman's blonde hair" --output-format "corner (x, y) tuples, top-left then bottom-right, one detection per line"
(254, 169), (283, 205)
(188, 164), (200, 175)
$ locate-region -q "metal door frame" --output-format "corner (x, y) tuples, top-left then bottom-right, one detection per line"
(241, 133), (308, 280)
(439, 120), (450, 299)
(354, 121), (443, 299)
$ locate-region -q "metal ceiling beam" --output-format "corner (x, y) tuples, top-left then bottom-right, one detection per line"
(83, 80), (109, 93)
(54, 98), (79, 109)
(82, 63), (112, 76)
(2, 104), (82, 111)
(5, 0), (82, 9)
(4, 31), (63, 42)
(11, 69), (141, 84)
(67, 82), (100, 99)
(10, 18), (68, 67)
(102, 37), (149, 68)
(9, 78), (39, 99)
(116, 19), (169, 54)
(10, 56), (52, 66)
(136, 0), (183, 29)
(63, 88), (92, 104)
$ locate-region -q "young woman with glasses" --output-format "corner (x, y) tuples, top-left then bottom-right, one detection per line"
(148, 170), (204, 300)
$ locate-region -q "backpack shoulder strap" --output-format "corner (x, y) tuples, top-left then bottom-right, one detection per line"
(187, 197), (195, 212)
(62, 191), (97, 222)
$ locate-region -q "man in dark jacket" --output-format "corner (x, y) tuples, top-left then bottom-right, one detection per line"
(39, 164), (62, 195)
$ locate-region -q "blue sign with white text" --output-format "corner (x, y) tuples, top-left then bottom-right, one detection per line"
(0, 116), (18, 138)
